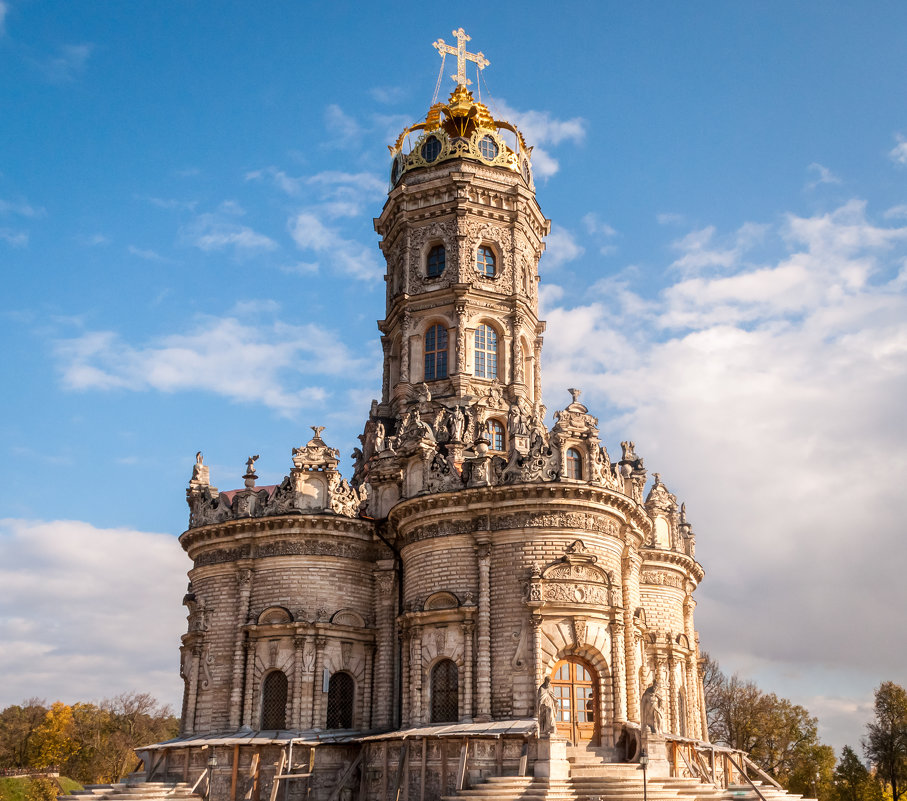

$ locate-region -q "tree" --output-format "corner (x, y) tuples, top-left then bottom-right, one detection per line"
(864, 682), (907, 801)
(834, 745), (884, 801)
(0, 699), (48, 770)
(702, 652), (835, 798)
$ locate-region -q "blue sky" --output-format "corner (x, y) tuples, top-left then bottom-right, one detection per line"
(2, 1), (906, 755)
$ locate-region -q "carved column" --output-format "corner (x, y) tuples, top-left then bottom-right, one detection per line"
(668, 654), (679, 735)
(410, 625), (423, 724)
(400, 628), (411, 726)
(455, 303), (468, 374)
(362, 642), (376, 729)
(511, 314), (524, 385)
(475, 542), (493, 721)
(292, 635), (305, 728)
(610, 619), (627, 724)
(682, 593), (701, 739)
(622, 545), (642, 722)
(229, 567), (253, 729)
(461, 620), (475, 722)
(531, 613), (544, 689)
(311, 637), (327, 728)
(373, 565), (396, 729)
(400, 311), (411, 383)
(533, 339), (543, 404)
(183, 643), (201, 734)
(242, 638), (256, 727)
(381, 338), (391, 403)
(685, 654), (698, 740)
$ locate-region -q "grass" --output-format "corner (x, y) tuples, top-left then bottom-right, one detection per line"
(0, 776), (84, 801)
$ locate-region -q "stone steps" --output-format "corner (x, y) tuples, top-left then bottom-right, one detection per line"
(59, 782), (202, 801)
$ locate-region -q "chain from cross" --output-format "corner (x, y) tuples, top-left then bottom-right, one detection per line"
(433, 28), (489, 87)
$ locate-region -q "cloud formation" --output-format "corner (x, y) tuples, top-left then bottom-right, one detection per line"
(542, 198), (907, 749)
(181, 212), (277, 257)
(491, 99), (586, 178)
(54, 314), (374, 415)
(0, 519), (186, 710)
(35, 43), (93, 82)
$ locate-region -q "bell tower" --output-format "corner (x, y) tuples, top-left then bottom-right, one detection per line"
(373, 30), (549, 420)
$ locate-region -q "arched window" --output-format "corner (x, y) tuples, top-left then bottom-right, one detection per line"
(260, 670), (287, 730)
(486, 419), (505, 451)
(476, 246), (496, 277)
(427, 244), (446, 277)
(431, 659), (459, 723)
(474, 325), (497, 379)
(424, 324), (448, 380)
(566, 448), (583, 479)
(326, 672), (355, 729)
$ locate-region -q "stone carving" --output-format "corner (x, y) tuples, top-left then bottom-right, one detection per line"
(432, 628), (446, 653)
(328, 473), (366, 517)
(511, 619), (530, 670)
(537, 677), (557, 737)
(425, 451), (464, 493)
(501, 426), (559, 483)
(572, 616), (587, 646)
(542, 582), (610, 605)
(646, 473), (677, 514)
(641, 680), (665, 733)
(200, 647), (214, 689)
(641, 571), (684, 589)
(621, 441), (637, 461)
(243, 455), (259, 488)
(341, 641), (353, 670)
(190, 452), (209, 486)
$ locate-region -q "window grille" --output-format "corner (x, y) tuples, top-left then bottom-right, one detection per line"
(424, 324), (449, 380)
(427, 245), (446, 277)
(430, 659), (459, 723)
(260, 670), (287, 730)
(476, 246), (496, 277)
(486, 419), (505, 451)
(326, 671), (355, 729)
(566, 448), (583, 479)
(474, 325), (497, 379)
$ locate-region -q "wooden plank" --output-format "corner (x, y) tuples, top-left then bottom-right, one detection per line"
(244, 752), (260, 801)
(268, 749), (287, 801)
(306, 747), (316, 801)
(184, 749), (192, 784)
(391, 741), (409, 801)
(455, 739), (469, 791)
(326, 751), (363, 801)
(495, 739), (503, 777)
(231, 744), (240, 801)
(518, 742), (528, 777)
(419, 740), (426, 801)
(381, 743), (388, 801)
(440, 740), (447, 794)
(358, 745), (369, 801)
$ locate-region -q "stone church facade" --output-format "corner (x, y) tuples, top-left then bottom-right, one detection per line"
(142, 31), (731, 801)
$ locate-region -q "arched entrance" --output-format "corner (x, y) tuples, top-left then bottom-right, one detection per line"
(550, 656), (599, 745)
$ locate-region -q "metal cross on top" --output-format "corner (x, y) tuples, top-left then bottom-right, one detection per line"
(433, 28), (489, 87)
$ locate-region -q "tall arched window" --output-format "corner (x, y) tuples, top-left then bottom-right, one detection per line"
(431, 659), (459, 723)
(424, 324), (448, 380)
(486, 419), (505, 451)
(326, 672), (355, 729)
(476, 246), (496, 277)
(474, 325), (497, 379)
(566, 448), (583, 479)
(260, 670), (287, 730)
(427, 244), (446, 277)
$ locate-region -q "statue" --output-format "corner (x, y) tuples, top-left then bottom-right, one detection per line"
(537, 676), (558, 737)
(190, 452), (209, 485)
(374, 421), (386, 453)
(641, 680), (664, 733)
(450, 406), (465, 442)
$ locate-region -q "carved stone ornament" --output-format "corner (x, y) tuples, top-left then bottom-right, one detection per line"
(572, 616), (588, 647)
(641, 570), (684, 589)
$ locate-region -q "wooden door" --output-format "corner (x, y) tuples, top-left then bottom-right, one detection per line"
(551, 657), (599, 745)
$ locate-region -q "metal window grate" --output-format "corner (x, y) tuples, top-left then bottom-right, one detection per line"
(260, 670), (287, 730)
(431, 659), (459, 723)
(326, 672), (355, 729)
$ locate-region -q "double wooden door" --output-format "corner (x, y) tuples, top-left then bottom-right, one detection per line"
(550, 657), (599, 745)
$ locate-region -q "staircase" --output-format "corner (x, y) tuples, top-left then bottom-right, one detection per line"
(440, 747), (816, 801)
(59, 780), (203, 801)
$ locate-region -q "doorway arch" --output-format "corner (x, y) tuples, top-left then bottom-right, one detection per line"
(550, 656), (600, 746)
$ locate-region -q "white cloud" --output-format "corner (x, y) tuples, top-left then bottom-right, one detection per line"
(36, 43), (93, 82)
(181, 212), (277, 256)
(542, 198), (907, 750)
(670, 221), (769, 277)
(806, 162), (842, 189)
(145, 196), (198, 212)
(54, 315), (372, 415)
(541, 224), (584, 269)
(657, 212), (685, 226)
(288, 211), (382, 280)
(0, 2), (8, 36)
(324, 104), (360, 143)
(79, 233), (110, 246)
(247, 167), (384, 218)
(0, 198), (44, 217)
(491, 99), (586, 178)
(889, 134), (907, 165)
(0, 519), (186, 710)
(0, 228), (28, 247)
(127, 245), (168, 262)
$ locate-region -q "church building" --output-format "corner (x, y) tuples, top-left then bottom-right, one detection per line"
(135, 30), (791, 801)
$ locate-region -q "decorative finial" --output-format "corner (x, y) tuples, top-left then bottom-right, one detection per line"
(568, 387), (582, 403)
(243, 455), (259, 489)
(311, 425), (325, 440)
(189, 451), (209, 487)
(433, 28), (489, 87)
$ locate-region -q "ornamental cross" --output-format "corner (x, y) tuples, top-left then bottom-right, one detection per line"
(433, 28), (489, 87)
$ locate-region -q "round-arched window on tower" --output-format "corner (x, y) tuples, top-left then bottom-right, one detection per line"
(431, 659), (459, 723)
(260, 670), (288, 730)
(421, 135), (442, 163)
(474, 325), (498, 379)
(486, 419), (505, 451)
(479, 135), (499, 160)
(424, 324), (449, 381)
(427, 244), (446, 277)
(476, 246), (496, 277)
(566, 448), (583, 479)
(326, 672), (355, 729)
